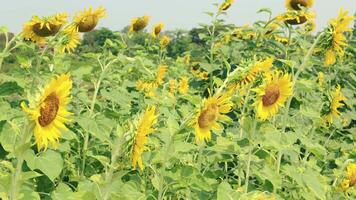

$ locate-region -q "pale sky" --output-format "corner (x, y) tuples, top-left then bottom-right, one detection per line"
(0, 0), (355, 33)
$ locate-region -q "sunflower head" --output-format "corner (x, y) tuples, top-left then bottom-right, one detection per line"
(59, 28), (80, 53)
(130, 15), (150, 32)
(73, 7), (106, 32)
(132, 106), (158, 170)
(156, 64), (168, 85)
(21, 74), (72, 150)
(152, 23), (164, 37)
(324, 85), (347, 124)
(278, 10), (315, 25)
(178, 77), (189, 94)
(159, 35), (171, 47)
(219, 0), (234, 11)
(23, 13), (68, 44)
(346, 163), (356, 187)
(191, 92), (233, 143)
(285, 0), (314, 10)
(253, 71), (293, 120)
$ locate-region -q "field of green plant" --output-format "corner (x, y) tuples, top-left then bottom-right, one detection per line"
(0, 0), (355, 199)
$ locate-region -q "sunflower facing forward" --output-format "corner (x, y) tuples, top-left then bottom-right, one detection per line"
(21, 74), (72, 150)
(285, 0), (314, 11)
(130, 15), (150, 32)
(23, 13), (68, 44)
(253, 72), (293, 120)
(132, 106), (158, 170)
(71, 7), (106, 32)
(191, 92), (233, 143)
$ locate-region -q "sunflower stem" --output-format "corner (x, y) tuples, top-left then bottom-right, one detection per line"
(9, 121), (32, 200)
(244, 119), (257, 193)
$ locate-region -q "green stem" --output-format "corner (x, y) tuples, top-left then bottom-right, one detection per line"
(244, 119), (257, 193)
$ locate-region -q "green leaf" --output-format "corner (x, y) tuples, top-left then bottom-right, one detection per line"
(0, 82), (23, 96)
(217, 182), (239, 200)
(24, 149), (63, 181)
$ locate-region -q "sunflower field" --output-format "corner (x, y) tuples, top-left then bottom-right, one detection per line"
(0, 0), (355, 199)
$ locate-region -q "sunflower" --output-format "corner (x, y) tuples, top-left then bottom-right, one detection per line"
(168, 79), (177, 96)
(325, 85), (347, 124)
(191, 92), (233, 143)
(132, 106), (158, 170)
(136, 80), (158, 97)
(219, 0), (234, 11)
(323, 9), (354, 66)
(178, 77), (189, 94)
(23, 13), (68, 44)
(160, 35), (171, 47)
(277, 10), (315, 25)
(272, 35), (289, 45)
(71, 7), (106, 33)
(152, 23), (164, 37)
(130, 15), (150, 32)
(253, 71), (293, 120)
(285, 0), (314, 11)
(21, 74), (72, 150)
(156, 65), (168, 85)
(59, 28), (80, 53)
(317, 72), (325, 87)
(340, 163), (356, 191)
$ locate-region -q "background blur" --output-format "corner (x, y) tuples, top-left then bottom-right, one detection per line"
(0, 0), (355, 33)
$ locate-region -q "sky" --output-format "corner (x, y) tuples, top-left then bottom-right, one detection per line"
(0, 0), (355, 33)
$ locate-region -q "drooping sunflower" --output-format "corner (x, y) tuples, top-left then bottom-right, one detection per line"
(59, 28), (80, 53)
(323, 9), (354, 66)
(191, 92), (233, 143)
(23, 13), (68, 44)
(21, 74), (72, 150)
(340, 163), (356, 191)
(132, 106), (158, 170)
(277, 10), (315, 25)
(253, 71), (293, 120)
(285, 0), (314, 11)
(155, 65), (168, 85)
(324, 85), (347, 124)
(159, 35), (171, 47)
(71, 7), (106, 33)
(130, 15), (150, 32)
(152, 23), (164, 37)
(219, 0), (234, 11)
(178, 77), (189, 94)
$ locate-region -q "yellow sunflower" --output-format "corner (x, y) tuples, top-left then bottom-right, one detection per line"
(71, 7), (106, 32)
(159, 35), (171, 47)
(340, 163), (356, 190)
(59, 28), (80, 53)
(191, 92), (233, 143)
(325, 85), (347, 124)
(219, 0), (234, 11)
(136, 80), (158, 97)
(285, 0), (314, 11)
(132, 106), (158, 170)
(168, 79), (177, 96)
(178, 77), (189, 94)
(323, 9), (354, 66)
(253, 71), (293, 120)
(23, 13), (68, 44)
(156, 65), (168, 85)
(130, 15), (150, 32)
(277, 10), (315, 25)
(152, 23), (164, 37)
(21, 74), (72, 150)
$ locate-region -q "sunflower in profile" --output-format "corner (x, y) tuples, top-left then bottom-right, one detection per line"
(130, 15), (150, 32)
(178, 77), (189, 94)
(253, 71), (293, 120)
(155, 65), (168, 85)
(23, 13), (68, 44)
(324, 85), (347, 124)
(340, 163), (356, 191)
(21, 74), (72, 150)
(70, 7), (106, 33)
(191, 92), (233, 143)
(152, 23), (164, 37)
(219, 0), (234, 11)
(285, 0), (314, 11)
(59, 28), (80, 53)
(132, 106), (158, 170)
(322, 9), (354, 66)
(277, 10), (315, 25)
(159, 35), (171, 47)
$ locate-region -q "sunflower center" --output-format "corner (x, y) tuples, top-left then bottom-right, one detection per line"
(198, 104), (218, 128)
(262, 86), (280, 106)
(290, 0), (308, 10)
(78, 15), (98, 32)
(33, 23), (60, 37)
(38, 93), (60, 127)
